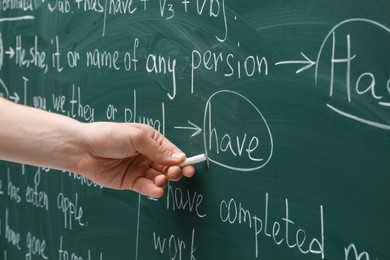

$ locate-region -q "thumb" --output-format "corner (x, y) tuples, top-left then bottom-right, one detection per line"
(131, 126), (186, 165)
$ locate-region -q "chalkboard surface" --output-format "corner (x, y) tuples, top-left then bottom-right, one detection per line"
(0, 1), (389, 259)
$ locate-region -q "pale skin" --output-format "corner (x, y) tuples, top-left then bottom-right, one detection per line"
(0, 98), (195, 198)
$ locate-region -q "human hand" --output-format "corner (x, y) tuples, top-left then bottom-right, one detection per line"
(75, 123), (195, 198)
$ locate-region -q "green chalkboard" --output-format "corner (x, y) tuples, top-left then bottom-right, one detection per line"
(0, 0), (389, 259)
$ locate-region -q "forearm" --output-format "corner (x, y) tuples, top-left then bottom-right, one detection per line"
(0, 98), (85, 172)
(0, 98), (194, 196)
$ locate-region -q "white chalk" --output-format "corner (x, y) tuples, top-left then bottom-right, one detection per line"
(179, 153), (207, 167)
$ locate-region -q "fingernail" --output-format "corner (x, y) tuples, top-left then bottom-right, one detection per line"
(172, 152), (185, 160)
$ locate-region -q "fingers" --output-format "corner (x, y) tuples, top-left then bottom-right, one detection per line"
(152, 163), (195, 180)
(165, 165), (195, 180)
(129, 165), (180, 198)
(132, 177), (165, 198)
(130, 124), (196, 178)
(130, 164), (195, 198)
(145, 168), (168, 187)
(131, 124), (186, 166)
(128, 167), (167, 198)
(181, 165), (196, 178)
(125, 123), (197, 198)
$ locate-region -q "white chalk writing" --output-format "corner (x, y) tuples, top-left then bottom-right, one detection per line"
(57, 192), (85, 229)
(220, 193), (324, 258)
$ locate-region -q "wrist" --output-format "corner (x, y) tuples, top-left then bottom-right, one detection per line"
(60, 120), (90, 173)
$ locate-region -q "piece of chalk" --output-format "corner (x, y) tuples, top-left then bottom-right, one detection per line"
(179, 153), (207, 167)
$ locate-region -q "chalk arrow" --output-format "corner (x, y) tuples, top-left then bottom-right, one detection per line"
(174, 120), (202, 137)
(275, 52), (316, 74)
(5, 47), (15, 59)
(9, 92), (20, 103)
